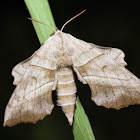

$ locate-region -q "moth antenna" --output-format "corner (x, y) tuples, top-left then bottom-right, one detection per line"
(28, 18), (56, 32)
(61, 9), (86, 32)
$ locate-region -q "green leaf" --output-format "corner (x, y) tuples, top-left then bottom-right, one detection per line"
(73, 97), (96, 140)
(24, 0), (96, 140)
(25, 0), (56, 44)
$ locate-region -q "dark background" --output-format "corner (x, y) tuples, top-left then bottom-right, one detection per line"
(0, 0), (140, 140)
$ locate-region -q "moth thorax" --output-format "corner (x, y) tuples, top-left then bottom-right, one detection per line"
(57, 53), (72, 68)
(56, 67), (77, 125)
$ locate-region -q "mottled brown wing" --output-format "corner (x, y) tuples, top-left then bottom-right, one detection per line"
(72, 42), (140, 110)
(4, 42), (56, 127)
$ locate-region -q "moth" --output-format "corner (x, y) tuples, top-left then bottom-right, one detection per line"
(4, 10), (140, 127)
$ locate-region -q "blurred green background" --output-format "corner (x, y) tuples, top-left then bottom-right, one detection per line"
(0, 0), (140, 140)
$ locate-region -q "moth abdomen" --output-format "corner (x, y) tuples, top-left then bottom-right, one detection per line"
(56, 67), (76, 125)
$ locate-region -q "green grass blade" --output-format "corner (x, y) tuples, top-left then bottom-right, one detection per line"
(24, 0), (96, 140)
(25, 0), (56, 44)
(73, 97), (96, 140)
